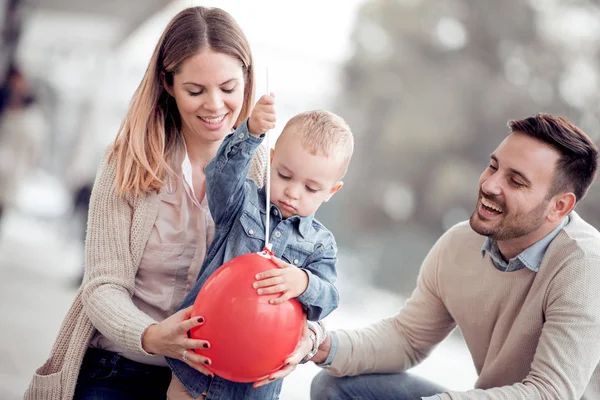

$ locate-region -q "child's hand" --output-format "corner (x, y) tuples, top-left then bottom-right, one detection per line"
(248, 93), (276, 136)
(253, 256), (308, 304)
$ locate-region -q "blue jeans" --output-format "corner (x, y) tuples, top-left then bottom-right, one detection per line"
(74, 348), (171, 400)
(310, 370), (446, 400)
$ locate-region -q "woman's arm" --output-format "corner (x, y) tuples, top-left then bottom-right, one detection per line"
(80, 149), (157, 354)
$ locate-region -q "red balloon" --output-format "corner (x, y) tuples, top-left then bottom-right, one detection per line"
(190, 249), (305, 383)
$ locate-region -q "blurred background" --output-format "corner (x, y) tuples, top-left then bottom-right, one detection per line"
(1, 0), (600, 398)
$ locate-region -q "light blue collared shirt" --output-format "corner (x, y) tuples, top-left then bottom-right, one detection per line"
(481, 216), (570, 272)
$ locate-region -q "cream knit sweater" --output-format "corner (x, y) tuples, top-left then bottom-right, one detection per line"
(327, 213), (600, 400)
(25, 145), (268, 400)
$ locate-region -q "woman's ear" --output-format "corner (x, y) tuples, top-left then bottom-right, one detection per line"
(161, 70), (174, 97)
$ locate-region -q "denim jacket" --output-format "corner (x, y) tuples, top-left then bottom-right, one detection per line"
(167, 120), (339, 399)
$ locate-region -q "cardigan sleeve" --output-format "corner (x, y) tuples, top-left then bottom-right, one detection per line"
(80, 149), (157, 355)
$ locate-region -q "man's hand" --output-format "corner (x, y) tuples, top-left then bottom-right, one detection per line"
(311, 333), (332, 364)
(253, 256), (309, 304)
(248, 93), (276, 136)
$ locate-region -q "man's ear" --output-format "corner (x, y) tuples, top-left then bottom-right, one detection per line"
(325, 181), (344, 202)
(161, 70), (174, 97)
(547, 192), (576, 222)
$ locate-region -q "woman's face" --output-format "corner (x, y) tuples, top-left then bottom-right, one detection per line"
(170, 49), (246, 144)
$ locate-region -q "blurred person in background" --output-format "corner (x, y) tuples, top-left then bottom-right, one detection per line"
(309, 114), (600, 400)
(25, 7), (312, 400)
(0, 64), (48, 225)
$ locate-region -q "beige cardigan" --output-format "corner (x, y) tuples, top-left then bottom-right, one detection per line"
(25, 145), (268, 400)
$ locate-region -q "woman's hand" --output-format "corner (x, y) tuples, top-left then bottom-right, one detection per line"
(253, 321), (313, 388)
(141, 305), (214, 377)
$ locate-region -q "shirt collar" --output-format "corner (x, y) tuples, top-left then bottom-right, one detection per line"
(481, 215), (570, 272)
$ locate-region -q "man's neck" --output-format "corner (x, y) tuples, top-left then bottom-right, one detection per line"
(497, 220), (562, 261)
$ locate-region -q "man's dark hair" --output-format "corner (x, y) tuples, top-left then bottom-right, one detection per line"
(508, 113), (598, 202)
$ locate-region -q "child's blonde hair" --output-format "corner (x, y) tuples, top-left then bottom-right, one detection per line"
(278, 110), (354, 178)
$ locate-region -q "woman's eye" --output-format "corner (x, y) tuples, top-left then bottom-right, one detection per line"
(221, 87), (235, 94)
(188, 91), (203, 97)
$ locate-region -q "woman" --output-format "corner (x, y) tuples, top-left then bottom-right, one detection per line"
(25, 7), (312, 399)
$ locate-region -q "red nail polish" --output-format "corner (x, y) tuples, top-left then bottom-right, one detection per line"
(197, 317), (204, 323)
(203, 343), (209, 349)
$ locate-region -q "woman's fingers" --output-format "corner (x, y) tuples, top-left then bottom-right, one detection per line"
(252, 363), (297, 388)
(184, 338), (210, 350)
(182, 350), (213, 376)
(178, 315), (205, 334)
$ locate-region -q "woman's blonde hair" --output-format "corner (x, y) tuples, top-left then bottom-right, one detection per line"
(111, 7), (254, 196)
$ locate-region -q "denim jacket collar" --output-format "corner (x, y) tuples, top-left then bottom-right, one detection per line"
(253, 187), (314, 238)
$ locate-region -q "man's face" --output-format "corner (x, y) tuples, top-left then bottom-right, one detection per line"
(469, 132), (561, 242)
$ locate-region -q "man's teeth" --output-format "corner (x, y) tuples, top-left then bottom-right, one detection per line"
(481, 197), (503, 213)
(200, 115), (225, 124)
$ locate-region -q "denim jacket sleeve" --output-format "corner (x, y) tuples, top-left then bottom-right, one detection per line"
(295, 240), (339, 321)
(205, 119), (264, 227)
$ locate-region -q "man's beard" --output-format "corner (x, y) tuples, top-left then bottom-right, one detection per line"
(469, 192), (548, 241)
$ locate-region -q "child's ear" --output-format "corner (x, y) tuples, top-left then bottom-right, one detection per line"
(325, 181), (343, 202)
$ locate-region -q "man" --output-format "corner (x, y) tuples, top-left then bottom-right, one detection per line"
(309, 114), (600, 399)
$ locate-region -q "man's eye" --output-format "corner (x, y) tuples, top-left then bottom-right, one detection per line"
(488, 164), (497, 171)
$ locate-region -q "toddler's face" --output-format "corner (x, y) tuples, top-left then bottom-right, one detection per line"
(269, 129), (343, 218)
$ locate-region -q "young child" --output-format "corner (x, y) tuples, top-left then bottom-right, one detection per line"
(166, 94), (354, 399)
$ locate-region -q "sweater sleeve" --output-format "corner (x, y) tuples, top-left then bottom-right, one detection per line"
(326, 232), (457, 376)
(80, 149), (158, 355)
(438, 256), (600, 400)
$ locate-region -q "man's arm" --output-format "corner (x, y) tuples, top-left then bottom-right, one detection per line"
(313, 231), (457, 376)
(436, 257), (600, 400)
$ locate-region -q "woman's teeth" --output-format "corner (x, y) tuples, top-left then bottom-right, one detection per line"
(200, 115), (225, 124)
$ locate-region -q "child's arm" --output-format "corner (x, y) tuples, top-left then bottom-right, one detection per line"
(253, 244), (339, 321)
(205, 94), (275, 226)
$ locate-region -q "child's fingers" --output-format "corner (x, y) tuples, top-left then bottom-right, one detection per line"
(256, 284), (287, 295)
(270, 257), (291, 268)
(253, 276), (283, 289)
(255, 268), (283, 280)
(269, 293), (292, 304)
(259, 93), (275, 105)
